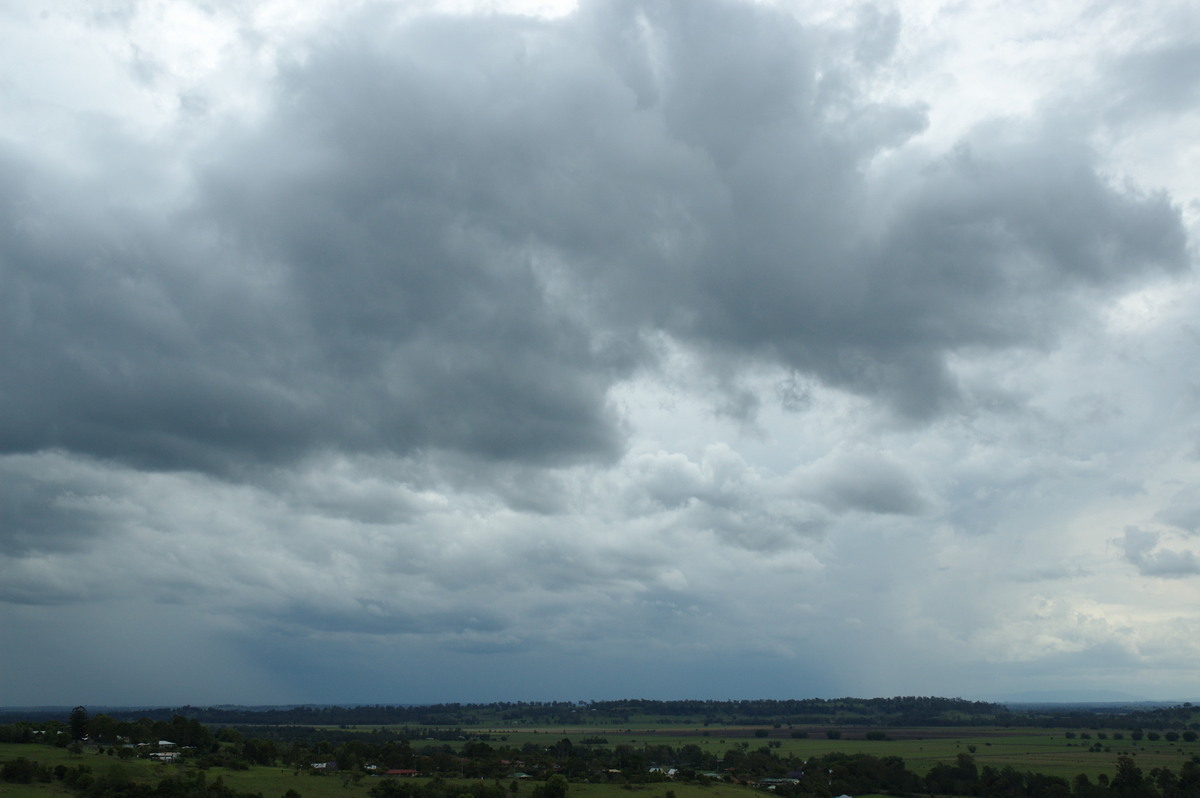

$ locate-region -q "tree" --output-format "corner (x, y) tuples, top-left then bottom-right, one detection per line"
(1112, 755), (1147, 797)
(88, 714), (117, 744)
(532, 775), (567, 798)
(69, 707), (89, 741)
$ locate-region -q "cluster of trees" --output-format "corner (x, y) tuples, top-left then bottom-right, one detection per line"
(1009, 705), (1200, 732)
(0, 756), (261, 798)
(369, 774), (567, 798)
(2, 708), (214, 750)
(913, 752), (1200, 798)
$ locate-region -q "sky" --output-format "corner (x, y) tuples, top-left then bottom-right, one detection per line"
(2, 0), (1200, 708)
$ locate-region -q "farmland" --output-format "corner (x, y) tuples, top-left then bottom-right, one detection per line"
(2, 699), (1199, 798)
(437, 725), (1197, 780)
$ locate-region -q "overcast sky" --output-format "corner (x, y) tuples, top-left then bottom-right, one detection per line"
(3, 0), (1200, 707)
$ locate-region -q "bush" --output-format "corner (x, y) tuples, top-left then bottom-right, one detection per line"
(1, 757), (38, 783)
(532, 775), (567, 798)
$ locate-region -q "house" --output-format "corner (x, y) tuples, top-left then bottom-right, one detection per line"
(758, 778), (800, 789)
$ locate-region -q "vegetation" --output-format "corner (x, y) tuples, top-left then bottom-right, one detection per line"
(3, 698), (1009, 730)
(1, 700), (1199, 798)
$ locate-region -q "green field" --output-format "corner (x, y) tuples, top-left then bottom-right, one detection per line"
(355, 724), (1198, 781)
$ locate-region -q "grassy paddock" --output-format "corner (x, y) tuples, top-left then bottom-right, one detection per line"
(332, 723), (1199, 782)
(448, 726), (1197, 781)
(209, 766), (372, 798)
(215, 774), (766, 798)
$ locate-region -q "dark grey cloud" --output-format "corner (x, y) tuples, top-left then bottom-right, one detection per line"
(1156, 486), (1200, 533)
(1122, 527), (1200, 577)
(0, 458), (113, 557)
(808, 452), (927, 516)
(1, 0), (1188, 484)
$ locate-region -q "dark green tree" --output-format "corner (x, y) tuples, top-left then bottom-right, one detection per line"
(1112, 755), (1149, 797)
(531, 775), (567, 798)
(69, 707), (89, 741)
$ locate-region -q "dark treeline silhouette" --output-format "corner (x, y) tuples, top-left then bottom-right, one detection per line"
(5, 697), (1198, 731)
(0, 697), (1020, 727)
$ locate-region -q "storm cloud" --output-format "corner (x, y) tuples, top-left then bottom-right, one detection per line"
(2, 0), (1200, 705)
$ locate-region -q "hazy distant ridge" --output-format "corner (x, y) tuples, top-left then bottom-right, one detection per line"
(3, 696), (1197, 730)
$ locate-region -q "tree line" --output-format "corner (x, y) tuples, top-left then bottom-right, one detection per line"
(7, 698), (1197, 731)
